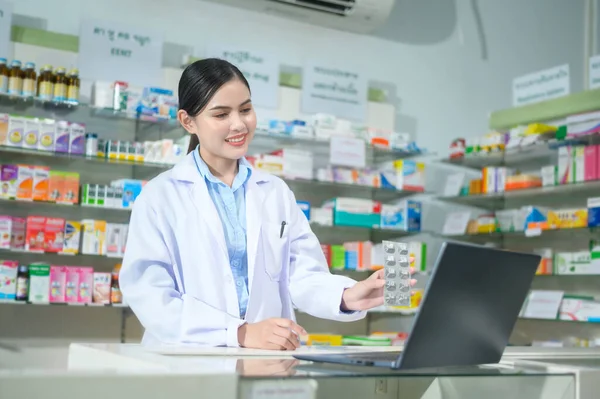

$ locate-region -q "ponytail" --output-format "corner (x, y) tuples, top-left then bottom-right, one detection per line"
(187, 134), (200, 154)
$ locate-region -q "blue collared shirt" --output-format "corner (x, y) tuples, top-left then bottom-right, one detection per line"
(192, 147), (252, 318)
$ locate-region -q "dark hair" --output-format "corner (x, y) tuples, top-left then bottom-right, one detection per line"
(179, 58), (251, 154)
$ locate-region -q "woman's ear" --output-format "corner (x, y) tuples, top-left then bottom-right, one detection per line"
(178, 109), (196, 134)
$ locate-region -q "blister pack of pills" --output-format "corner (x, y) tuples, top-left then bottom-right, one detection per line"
(383, 240), (411, 307)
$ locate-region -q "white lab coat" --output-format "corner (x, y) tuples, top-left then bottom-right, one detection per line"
(120, 152), (366, 347)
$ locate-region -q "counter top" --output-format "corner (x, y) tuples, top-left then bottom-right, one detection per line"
(63, 343), (590, 379)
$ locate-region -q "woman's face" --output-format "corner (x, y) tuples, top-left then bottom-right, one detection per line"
(183, 79), (256, 160)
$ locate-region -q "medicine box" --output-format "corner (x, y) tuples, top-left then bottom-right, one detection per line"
(588, 197), (600, 228)
(330, 245), (345, 270)
(321, 244), (331, 267)
(0, 113), (9, 145)
(547, 208), (588, 229)
(0, 216), (11, 249)
(296, 201), (311, 220)
(44, 217), (65, 253)
(65, 267), (79, 303)
(69, 122), (86, 155)
(541, 166), (557, 187)
(7, 217), (25, 250)
(557, 146), (573, 184)
(22, 117), (39, 149)
(93, 272), (111, 304)
(81, 219), (107, 255)
(28, 263), (50, 304)
(38, 118), (55, 152)
(32, 166), (49, 202)
(78, 267), (94, 304)
(584, 146), (598, 181)
(16, 165), (34, 200)
(54, 121), (70, 153)
(6, 115), (25, 147)
(328, 197), (381, 228)
(62, 220), (81, 255)
(49, 266), (67, 303)
(0, 164), (18, 199)
(25, 216), (46, 252)
(0, 260), (18, 300)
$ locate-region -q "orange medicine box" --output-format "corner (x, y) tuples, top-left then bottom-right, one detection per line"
(62, 172), (80, 204)
(16, 165), (34, 200)
(44, 217), (65, 253)
(25, 216), (46, 251)
(33, 166), (50, 201)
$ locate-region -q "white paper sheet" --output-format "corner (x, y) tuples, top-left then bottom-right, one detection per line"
(145, 345), (402, 357)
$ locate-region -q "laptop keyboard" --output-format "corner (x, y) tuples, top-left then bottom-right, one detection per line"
(346, 351), (403, 361)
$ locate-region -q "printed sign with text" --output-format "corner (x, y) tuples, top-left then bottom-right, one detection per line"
(329, 136), (366, 168)
(205, 45), (280, 109)
(301, 61), (367, 122)
(0, 1), (12, 59)
(78, 18), (163, 87)
(512, 64), (570, 107)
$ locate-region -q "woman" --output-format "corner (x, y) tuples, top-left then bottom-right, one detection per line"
(120, 58), (415, 350)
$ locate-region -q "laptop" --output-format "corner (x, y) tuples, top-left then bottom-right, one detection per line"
(294, 242), (540, 369)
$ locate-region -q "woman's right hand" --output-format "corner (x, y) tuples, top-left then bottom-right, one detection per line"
(238, 318), (307, 350)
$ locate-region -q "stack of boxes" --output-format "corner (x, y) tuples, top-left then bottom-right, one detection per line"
(0, 164), (79, 204)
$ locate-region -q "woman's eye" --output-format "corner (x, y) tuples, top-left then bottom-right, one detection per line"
(214, 113), (227, 119)
(240, 108), (252, 114)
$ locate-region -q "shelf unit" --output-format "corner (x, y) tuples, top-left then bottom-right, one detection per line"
(436, 90), (600, 345)
(0, 96), (427, 345)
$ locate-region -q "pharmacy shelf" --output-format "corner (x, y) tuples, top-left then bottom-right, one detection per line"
(444, 226), (600, 244)
(0, 248), (122, 268)
(0, 197), (132, 221)
(444, 144), (557, 169)
(439, 180), (600, 210)
(0, 299), (128, 308)
(489, 88), (600, 130)
(0, 146), (173, 170)
(311, 224), (421, 245)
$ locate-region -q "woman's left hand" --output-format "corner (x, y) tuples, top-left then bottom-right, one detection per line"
(340, 268), (417, 312)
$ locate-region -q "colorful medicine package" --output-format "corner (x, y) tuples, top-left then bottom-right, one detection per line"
(382, 240), (411, 307)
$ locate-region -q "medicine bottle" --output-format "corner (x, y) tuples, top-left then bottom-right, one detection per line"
(8, 60), (23, 96)
(37, 65), (54, 101)
(15, 265), (29, 301)
(0, 58), (8, 94)
(53, 67), (68, 102)
(67, 68), (80, 103)
(22, 62), (37, 97)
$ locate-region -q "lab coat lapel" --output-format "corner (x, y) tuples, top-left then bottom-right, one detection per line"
(171, 154), (228, 260)
(245, 173), (266, 295)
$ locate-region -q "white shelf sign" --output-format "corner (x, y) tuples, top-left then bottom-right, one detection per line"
(78, 18), (163, 87)
(0, 1), (12, 59)
(442, 211), (471, 236)
(443, 173), (465, 197)
(329, 136), (366, 168)
(512, 64), (570, 107)
(301, 61), (367, 122)
(204, 45), (280, 109)
(522, 290), (564, 320)
(590, 55), (600, 90)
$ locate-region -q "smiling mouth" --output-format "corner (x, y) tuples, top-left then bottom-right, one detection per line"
(225, 134), (247, 143)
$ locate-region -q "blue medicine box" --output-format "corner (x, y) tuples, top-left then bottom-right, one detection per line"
(297, 201), (311, 220)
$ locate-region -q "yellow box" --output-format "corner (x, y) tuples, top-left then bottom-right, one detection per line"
(547, 209), (587, 229)
(306, 334), (343, 346)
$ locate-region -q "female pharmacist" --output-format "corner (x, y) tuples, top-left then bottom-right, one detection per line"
(120, 59), (416, 350)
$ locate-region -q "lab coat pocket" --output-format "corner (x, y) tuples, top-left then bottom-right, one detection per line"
(262, 222), (289, 282)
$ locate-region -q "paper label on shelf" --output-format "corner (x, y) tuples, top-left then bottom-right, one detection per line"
(442, 211), (471, 236)
(522, 290), (563, 320)
(301, 60), (367, 122)
(203, 45), (279, 109)
(590, 54), (600, 90)
(525, 227), (542, 237)
(250, 380), (317, 399)
(443, 173), (465, 197)
(78, 18), (163, 87)
(512, 64), (570, 106)
(0, 1), (12, 59)
(329, 136), (366, 168)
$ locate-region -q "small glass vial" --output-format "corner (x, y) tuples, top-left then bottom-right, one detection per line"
(37, 65), (54, 101)
(0, 58), (8, 94)
(53, 67), (68, 102)
(8, 60), (23, 96)
(22, 62), (37, 97)
(67, 68), (80, 104)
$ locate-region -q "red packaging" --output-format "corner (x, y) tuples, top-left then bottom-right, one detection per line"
(25, 216), (46, 252)
(321, 244), (332, 267)
(44, 218), (66, 252)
